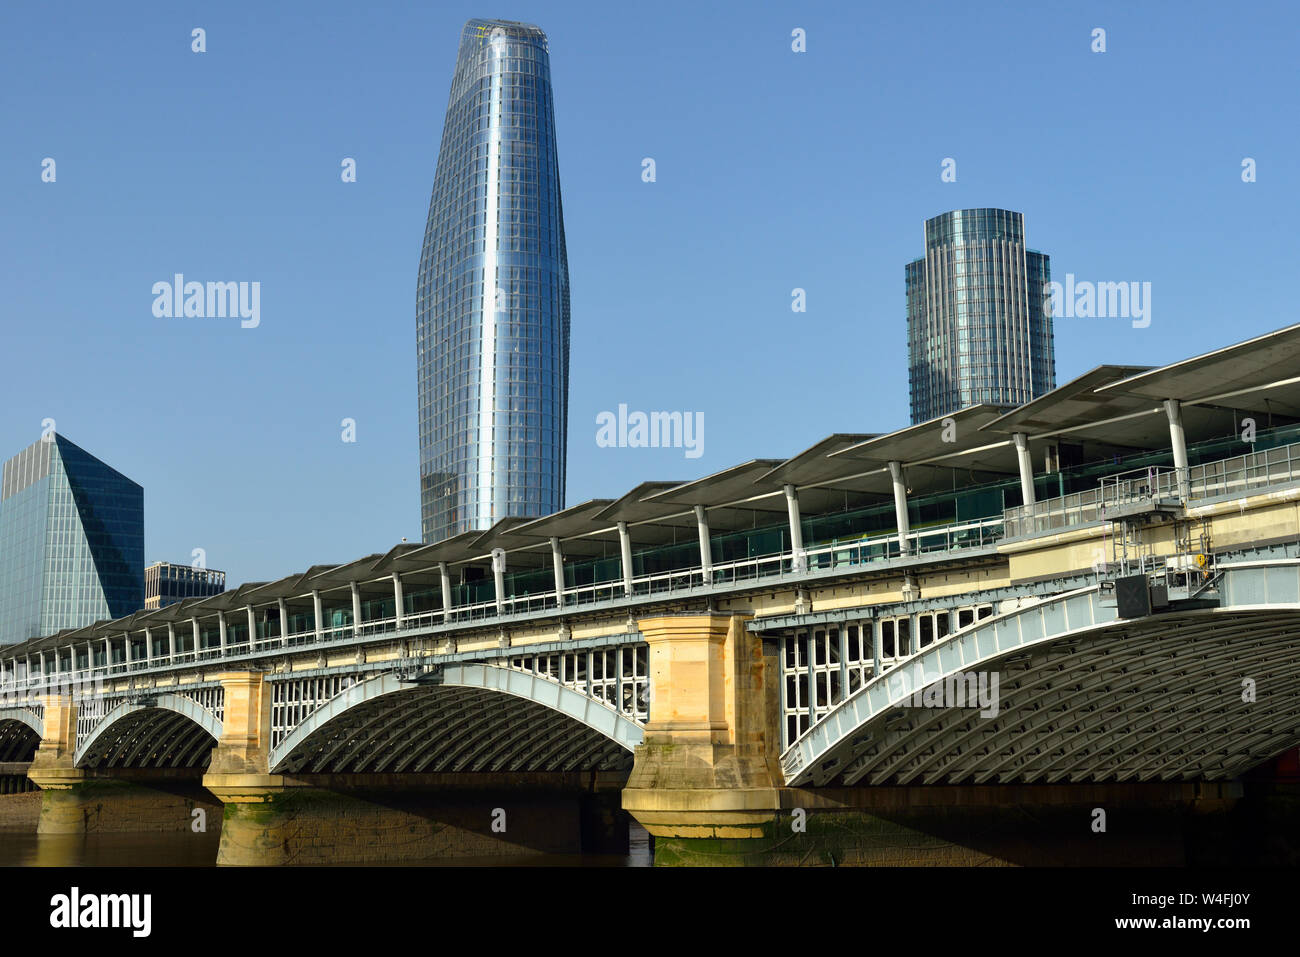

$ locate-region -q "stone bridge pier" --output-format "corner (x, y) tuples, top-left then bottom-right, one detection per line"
(202, 671), (629, 866)
(27, 693), (219, 836)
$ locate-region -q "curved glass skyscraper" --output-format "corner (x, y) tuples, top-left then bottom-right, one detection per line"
(906, 208), (1055, 423)
(417, 18), (570, 543)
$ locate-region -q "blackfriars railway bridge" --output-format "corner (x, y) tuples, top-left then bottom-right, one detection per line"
(5, 326), (1300, 864)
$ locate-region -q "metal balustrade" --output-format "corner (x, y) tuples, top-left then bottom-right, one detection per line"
(1005, 439), (1300, 539)
(2, 514), (1006, 696)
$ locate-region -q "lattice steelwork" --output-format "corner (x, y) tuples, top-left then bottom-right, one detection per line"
(780, 603), (993, 747)
(507, 643), (649, 722)
(270, 674), (360, 748)
(75, 694), (127, 749)
(417, 18), (570, 542)
(173, 686), (224, 725)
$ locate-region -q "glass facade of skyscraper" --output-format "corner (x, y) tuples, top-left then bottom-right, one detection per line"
(906, 208), (1055, 424)
(0, 435), (144, 645)
(417, 18), (570, 543)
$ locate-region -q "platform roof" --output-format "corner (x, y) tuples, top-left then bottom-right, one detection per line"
(8, 323), (1300, 658)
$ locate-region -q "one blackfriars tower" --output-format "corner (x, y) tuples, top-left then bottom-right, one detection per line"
(417, 19), (570, 543)
(906, 208), (1055, 424)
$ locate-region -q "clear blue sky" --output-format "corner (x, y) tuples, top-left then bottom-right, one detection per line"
(1, 0), (1294, 586)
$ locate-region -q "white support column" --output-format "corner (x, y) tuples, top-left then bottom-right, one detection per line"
(550, 537), (566, 607)
(491, 549), (506, 617)
(1164, 398), (1190, 500)
(784, 484), (805, 572)
(888, 461), (911, 556)
(312, 589), (324, 641)
(167, 623), (176, 660)
(124, 632), (134, 669)
(617, 522), (634, 596)
(392, 573), (405, 629)
(218, 611), (228, 654)
(104, 637), (112, 669)
(1013, 433), (1036, 507)
(246, 606), (257, 648)
(350, 581), (362, 636)
(144, 627), (154, 665)
(694, 505), (713, 582)
(190, 619), (199, 655)
(277, 598), (289, 641)
(439, 562), (452, 622)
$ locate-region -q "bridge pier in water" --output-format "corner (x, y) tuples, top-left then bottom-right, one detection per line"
(28, 693), (218, 836)
(203, 671), (629, 865)
(620, 613), (1266, 865)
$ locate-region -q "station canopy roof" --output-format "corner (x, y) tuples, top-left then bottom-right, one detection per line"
(9, 322), (1300, 657)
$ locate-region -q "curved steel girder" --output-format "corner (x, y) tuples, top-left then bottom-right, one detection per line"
(852, 620), (1299, 786)
(306, 688), (488, 773)
(783, 586), (1300, 787)
(0, 717), (41, 762)
(366, 691), (505, 773)
(0, 708), (44, 741)
(269, 665), (643, 774)
(74, 694), (222, 769)
(867, 617), (1284, 786)
(410, 697), (541, 773)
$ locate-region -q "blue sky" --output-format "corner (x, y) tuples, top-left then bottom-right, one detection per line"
(0, 0), (1294, 585)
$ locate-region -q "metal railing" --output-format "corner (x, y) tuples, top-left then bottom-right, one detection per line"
(1, 515), (1006, 696)
(1005, 439), (1300, 538)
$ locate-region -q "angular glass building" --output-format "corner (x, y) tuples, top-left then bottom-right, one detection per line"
(0, 434), (144, 645)
(417, 18), (570, 543)
(906, 208), (1055, 423)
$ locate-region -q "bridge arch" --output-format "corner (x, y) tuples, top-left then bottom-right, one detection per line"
(781, 586), (1300, 788)
(270, 663), (644, 775)
(0, 708), (43, 763)
(74, 693), (223, 770)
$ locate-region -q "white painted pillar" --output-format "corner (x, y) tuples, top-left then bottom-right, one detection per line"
(167, 623), (176, 660)
(392, 572), (405, 629)
(350, 581), (362, 636)
(1013, 433), (1035, 506)
(491, 549), (506, 617)
(312, 589), (324, 641)
(784, 484), (805, 571)
(695, 505), (713, 581)
(124, 633), (134, 668)
(439, 562), (452, 622)
(103, 637), (112, 669)
(1164, 398), (1190, 500)
(550, 537), (566, 606)
(617, 522), (634, 596)
(190, 619), (199, 655)
(246, 606), (257, 647)
(144, 627), (154, 665)
(277, 598), (290, 641)
(889, 461), (911, 556)
(218, 611), (228, 653)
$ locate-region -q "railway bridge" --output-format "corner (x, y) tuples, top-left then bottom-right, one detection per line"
(5, 325), (1300, 864)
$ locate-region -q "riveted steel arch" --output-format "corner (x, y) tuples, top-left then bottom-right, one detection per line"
(269, 664), (644, 774)
(0, 708), (44, 763)
(0, 707), (44, 739)
(73, 693), (223, 769)
(781, 582), (1300, 787)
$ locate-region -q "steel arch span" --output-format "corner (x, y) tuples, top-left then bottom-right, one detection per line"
(270, 663), (645, 775)
(75, 694), (223, 770)
(781, 586), (1300, 787)
(0, 709), (43, 762)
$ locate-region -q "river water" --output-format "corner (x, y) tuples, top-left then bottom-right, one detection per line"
(0, 815), (653, 867)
